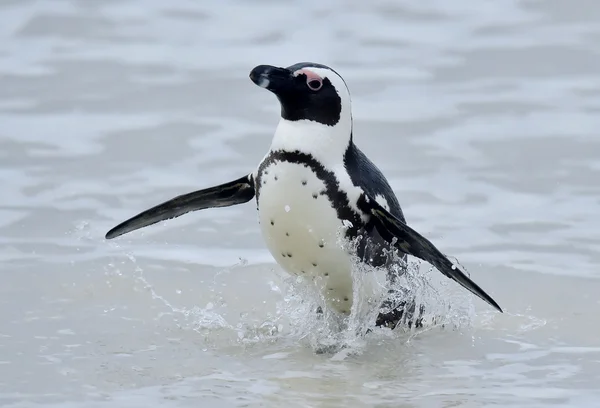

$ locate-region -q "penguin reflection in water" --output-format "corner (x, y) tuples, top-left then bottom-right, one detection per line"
(105, 62), (503, 330)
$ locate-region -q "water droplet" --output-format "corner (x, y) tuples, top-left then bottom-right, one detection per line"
(284, 205), (291, 212)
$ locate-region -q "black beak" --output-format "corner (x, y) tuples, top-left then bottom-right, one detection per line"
(249, 65), (292, 93)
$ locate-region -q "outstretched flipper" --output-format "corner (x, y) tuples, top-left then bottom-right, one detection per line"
(105, 174), (255, 239)
(358, 194), (503, 313)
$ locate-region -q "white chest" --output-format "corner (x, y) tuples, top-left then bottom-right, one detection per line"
(254, 159), (380, 314)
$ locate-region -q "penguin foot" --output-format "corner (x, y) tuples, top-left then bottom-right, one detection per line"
(375, 297), (425, 330)
(315, 343), (344, 355)
(315, 305), (323, 319)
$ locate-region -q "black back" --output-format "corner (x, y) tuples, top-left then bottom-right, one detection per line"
(344, 141), (405, 223)
(343, 141), (408, 270)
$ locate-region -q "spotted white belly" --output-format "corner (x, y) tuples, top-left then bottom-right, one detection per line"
(255, 160), (365, 315)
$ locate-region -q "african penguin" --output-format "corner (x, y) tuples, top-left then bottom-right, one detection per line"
(105, 62), (503, 329)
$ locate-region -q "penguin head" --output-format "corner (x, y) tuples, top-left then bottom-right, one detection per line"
(249, 62), (351, 128)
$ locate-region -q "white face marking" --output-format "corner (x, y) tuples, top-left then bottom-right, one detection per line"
(293, 68), (323, 91)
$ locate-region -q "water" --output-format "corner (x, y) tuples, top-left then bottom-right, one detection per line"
(2, 0), (600, 406)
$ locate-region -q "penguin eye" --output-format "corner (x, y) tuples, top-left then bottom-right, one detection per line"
(306, 78), (323, 91)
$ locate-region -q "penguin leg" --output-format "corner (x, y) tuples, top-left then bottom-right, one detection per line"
(105, 174), (255, 239)
(354, 225), (423, 330)
(358, 194), (503, 314)
(375, 294), (424, 330)
(377, 262), (424, 330)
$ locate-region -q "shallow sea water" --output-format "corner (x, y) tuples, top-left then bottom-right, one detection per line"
(2, 0), (600, 407)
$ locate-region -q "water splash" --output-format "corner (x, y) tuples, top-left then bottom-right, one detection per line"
(104, 231), (476, 357)
(104, 252), (235, 332)
(256, 230), (479, 357)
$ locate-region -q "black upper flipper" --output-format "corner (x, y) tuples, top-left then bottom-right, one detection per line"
(358, 194), (503, 313)
(105, 174), (255, 240)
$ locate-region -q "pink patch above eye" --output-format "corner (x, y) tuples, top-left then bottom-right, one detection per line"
(293, 68), (323, 91)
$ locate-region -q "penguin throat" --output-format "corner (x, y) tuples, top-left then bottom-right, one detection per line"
(270, 118), (352, 166)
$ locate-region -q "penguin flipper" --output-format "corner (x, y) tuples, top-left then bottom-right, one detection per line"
(105, 174), (255, 239)
(359, 194), (503, 313)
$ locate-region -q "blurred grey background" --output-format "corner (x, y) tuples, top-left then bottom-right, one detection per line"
(1, 0), (600, 407)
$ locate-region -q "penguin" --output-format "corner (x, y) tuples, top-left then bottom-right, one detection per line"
(105, 62), (503, 329)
